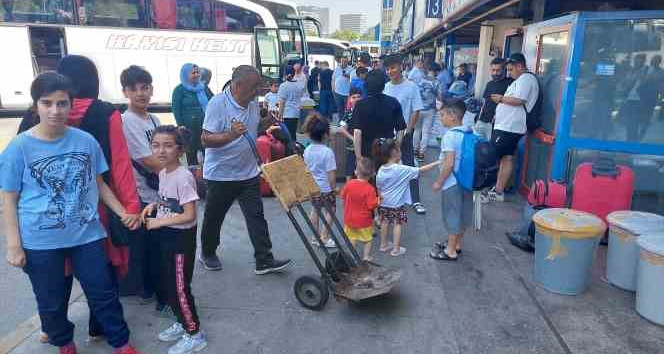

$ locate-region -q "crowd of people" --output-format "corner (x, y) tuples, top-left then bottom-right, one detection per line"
(0, 47), (541, 353)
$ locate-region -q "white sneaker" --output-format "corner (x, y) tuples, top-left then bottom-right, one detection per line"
(168, 331), (208, 354)
(480, 188), (504, 203)
(158, 322), (185, 342)
(324, 239), (337, 248)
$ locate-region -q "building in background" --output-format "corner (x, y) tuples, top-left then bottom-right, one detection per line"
(340, 13), (367, 33)
(380, 0), (396, 51)
(298, 5), (330, 35)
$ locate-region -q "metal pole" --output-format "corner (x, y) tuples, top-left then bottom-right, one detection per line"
(322, 202), (363, 264)
(295, 203), (333, 261)
(313, 201), (360, 267)
(286, 209), (327, 276)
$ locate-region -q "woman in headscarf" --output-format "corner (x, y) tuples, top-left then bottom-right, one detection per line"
(172, 63), (213, 168)
(16, 55), (142, 352)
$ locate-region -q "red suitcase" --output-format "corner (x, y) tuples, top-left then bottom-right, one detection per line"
(257, 132), (286, 197)
(528, 179), (568, 208)
(570, 159), (634, 223)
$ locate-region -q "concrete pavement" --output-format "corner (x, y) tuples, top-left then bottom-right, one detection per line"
(3, 156), (664, 354)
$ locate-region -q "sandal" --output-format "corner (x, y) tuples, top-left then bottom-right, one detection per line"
(434, 241), (462, 255)
(429, 249), (458, 261)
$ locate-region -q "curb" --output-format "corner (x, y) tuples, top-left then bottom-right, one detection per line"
(0, 282), (83, 354)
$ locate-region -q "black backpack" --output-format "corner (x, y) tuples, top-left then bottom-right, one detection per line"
(522, 72), (543, 132)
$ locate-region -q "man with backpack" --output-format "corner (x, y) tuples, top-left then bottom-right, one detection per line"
(482, 53), (540, 203)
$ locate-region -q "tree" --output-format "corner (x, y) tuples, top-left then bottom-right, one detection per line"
(360, 32), (375, 41)
(330, 29), (360, 42)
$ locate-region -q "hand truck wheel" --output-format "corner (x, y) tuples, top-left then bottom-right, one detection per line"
(293, 275), (330, 310)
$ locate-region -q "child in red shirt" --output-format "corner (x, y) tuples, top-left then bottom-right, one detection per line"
(340, 157), (379, 261)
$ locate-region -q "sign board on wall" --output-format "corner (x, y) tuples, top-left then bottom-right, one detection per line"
(428, 0), (486, 21)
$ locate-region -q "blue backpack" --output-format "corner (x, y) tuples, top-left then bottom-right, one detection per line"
(451, 129), (498, 191)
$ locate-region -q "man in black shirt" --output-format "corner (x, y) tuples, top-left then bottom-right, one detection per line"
(308, 60), (321, 98)
(318, 61), (335, 118)
(475, 58), (513, 140)
(351, 70), (406, 158)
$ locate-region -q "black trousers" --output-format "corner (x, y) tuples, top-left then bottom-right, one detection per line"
(201, 177), (274, 264)
(160, 227), (200, 334)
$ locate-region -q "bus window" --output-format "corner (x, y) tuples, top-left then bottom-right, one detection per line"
(256, 28), (280, 80)
(80, 0), (147, 27)
(308, 42), (343, 57)
(280, 28), (303, 62)
(175, 0), (264, 33)
(1, 0), (75, 24)
(151, 0), (176, 29)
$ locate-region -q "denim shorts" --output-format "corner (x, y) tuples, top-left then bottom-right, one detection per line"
(441, 185), (465, 235)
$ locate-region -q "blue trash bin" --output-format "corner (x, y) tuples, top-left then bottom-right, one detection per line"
(533, 208), (606, 295)
(606, 211), (664, 292)
(636, 234), (664, 326)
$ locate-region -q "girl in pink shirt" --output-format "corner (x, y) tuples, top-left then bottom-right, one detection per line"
(140, 125), (207, 353)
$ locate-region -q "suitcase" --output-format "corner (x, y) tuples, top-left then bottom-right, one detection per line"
(329, 127), (348, 181)
(528, 179), (568, 208)
(570, 158), (634, 223)
(257, 132), (286, 196)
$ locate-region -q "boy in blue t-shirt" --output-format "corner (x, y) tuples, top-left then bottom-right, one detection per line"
(430, 98), (469, 261)
(351, 66), (369, 98)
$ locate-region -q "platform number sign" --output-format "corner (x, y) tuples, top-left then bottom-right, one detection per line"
(427, 0), (443, 18)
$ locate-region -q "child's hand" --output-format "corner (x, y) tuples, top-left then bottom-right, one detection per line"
(141, 203), (157, 221)
(432, 180), (443, 191)
(121, 213), (141, 231)
(6, 246), (26, 268)
(144, 218), (162, 230)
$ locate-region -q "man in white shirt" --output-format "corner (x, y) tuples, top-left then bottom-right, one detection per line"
(483, 53), (539, 203)
(200, 65), (292, 274)
(383, 54), (427, 215)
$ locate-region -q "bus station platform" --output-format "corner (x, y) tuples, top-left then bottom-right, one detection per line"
(3, 159), (663, 354)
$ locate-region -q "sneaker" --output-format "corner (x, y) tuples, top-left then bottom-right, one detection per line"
(155, 304), (177, 320)
(158, 322), (185, 342)
(198, 254), (223, 271)
(39, 332), (49, 344)
(481, 187), (504, 203)
(255, 258), (292, 275)
(390, 246), (407, 257)
(168, 332), (208, 354)
(323, 239), (337, 248)
(379, 242), (394, 252)
(413, 203), (427, 215)
(59, 342), (77, 354)
(114, 344), (143, 354)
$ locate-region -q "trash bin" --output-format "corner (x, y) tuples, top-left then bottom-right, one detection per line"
(606, 211), (664, 291)
(636, 234), (664, 326)
(533, 208), (606, 295)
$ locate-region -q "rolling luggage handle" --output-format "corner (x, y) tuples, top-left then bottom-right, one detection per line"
(591, 157), (620, 179)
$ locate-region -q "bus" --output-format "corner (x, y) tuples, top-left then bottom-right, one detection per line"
(0, 0), (291, 113)
(306, 37), (350, 70)
(352, 41), (381, 58)
(248, 0), (311, 66)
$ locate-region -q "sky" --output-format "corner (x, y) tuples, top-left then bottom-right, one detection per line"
(291, 0), (382, 33)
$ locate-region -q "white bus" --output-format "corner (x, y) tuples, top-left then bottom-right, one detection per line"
(0, 0), (299, 113)
(306, 37), (351, 71)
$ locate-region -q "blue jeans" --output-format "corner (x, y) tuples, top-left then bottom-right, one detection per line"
(319, 90), (334, 119)
(23, 239), (130, 348)
(333, 92), (348, 122)
(400, 132), (420, 204)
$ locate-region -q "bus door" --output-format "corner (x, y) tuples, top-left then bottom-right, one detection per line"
(255, 27), (281, 85)
(0, 26), (34, 109)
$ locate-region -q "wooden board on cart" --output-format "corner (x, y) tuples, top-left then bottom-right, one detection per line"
(261, 155), (321, 210)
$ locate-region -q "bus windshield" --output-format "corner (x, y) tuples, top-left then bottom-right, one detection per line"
(249, 0), (304, 62)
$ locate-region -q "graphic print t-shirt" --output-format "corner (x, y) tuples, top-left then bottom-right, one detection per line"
(156, 166), (199, 229)
(0, 128), (109, 250)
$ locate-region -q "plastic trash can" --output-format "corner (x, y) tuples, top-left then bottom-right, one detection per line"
(606, 211), (664, 291)
(636, 234), (664, 326)
(533, 208), (606, 295)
